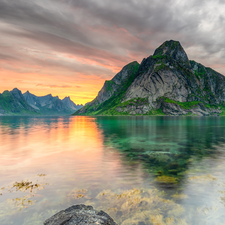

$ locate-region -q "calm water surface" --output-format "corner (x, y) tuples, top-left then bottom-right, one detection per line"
(0, 116), (225, 225)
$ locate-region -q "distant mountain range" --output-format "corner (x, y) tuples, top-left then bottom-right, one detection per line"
(0, 88), (37, 115)
(75, 40), (225, 116)
(0, 88), (83, 116)
(23, 91), (83, 115)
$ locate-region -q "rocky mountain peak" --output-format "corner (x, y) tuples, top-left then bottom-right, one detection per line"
(22, 91), (82, 114)
(153, 40), (190, 67)
(75, 39), (225, 116)
(2, 90), (10, 95)
(11, 88), (21, 93)
(111, 61), (139, 85)
(63, 96), (70, 101)
(10, 88), (23, 99)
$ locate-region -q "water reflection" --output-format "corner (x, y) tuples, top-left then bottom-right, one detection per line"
(0, 116), (225, 224)
(95, 116), (225, 180)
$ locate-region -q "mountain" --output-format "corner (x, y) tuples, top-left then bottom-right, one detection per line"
(23, 91), (82, 115)
(62, 97), (83, 111)
(0, 88), (38, 115)
(75, 40), (225, 116)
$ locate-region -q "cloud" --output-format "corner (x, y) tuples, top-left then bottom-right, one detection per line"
(0, 0), (225, 104)
(36, 84), (72, 88)
(0, 53), (18, 61)
(0, 0), (224, 66)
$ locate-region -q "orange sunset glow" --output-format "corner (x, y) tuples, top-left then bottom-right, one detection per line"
(0, 67), (109, 104)
(0, 116), (105, 170)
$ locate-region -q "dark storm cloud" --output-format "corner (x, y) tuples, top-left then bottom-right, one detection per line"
(0, 29), (115, 78)
(0, 53), (18, 61)
(0, 0), (225, 75)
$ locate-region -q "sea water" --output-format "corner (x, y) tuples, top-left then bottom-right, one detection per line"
(0, 116), (225, 225)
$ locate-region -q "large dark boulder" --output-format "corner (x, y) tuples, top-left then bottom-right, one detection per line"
(43, 204), (118, 225)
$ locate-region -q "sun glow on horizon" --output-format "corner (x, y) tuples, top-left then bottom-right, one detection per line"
(0, 68), (111, 105)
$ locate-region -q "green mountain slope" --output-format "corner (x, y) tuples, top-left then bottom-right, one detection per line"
(0, 88), (38, 115)
(75, 61), (140, 115)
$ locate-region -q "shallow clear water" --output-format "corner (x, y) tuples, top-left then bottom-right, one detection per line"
(0, 116), (225, 225)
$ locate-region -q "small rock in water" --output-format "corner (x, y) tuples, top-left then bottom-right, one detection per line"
(43, 204), (118, 225)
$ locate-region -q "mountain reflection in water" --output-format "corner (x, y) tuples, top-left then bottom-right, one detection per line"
(0, 116), (225, 225)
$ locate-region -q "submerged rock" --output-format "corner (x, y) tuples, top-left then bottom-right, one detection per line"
(43, 204), (118, 225)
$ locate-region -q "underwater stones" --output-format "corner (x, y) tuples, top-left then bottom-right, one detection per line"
(116, 210), (123, 217)
(138, 200), (148, 207)
(43, 204), (118, 225)
(137, 222), (146, 225)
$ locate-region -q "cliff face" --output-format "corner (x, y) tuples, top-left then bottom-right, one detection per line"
(76, 61), (140, 115)
(75, 40), (225, 116)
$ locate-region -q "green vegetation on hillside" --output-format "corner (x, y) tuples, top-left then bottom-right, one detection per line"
(161, 97), (200, 109)
(153, 40), (180, 56)
(105, 80), (115, 93)
(0, 90), (38, 115)
(152, 54), (165, 60)
(217, 104), (225, 116)
(159, 97), (225, 116)
(147, 108), (165, 115)
(190, 60), (207, 79)
(0, 91), (14, 112)
(75, 40), (225, 117)
(74, 61), (140, 116)
(154, 63), (168, 72)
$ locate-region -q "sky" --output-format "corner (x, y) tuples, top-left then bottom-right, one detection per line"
(0, 0), (225, 104)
